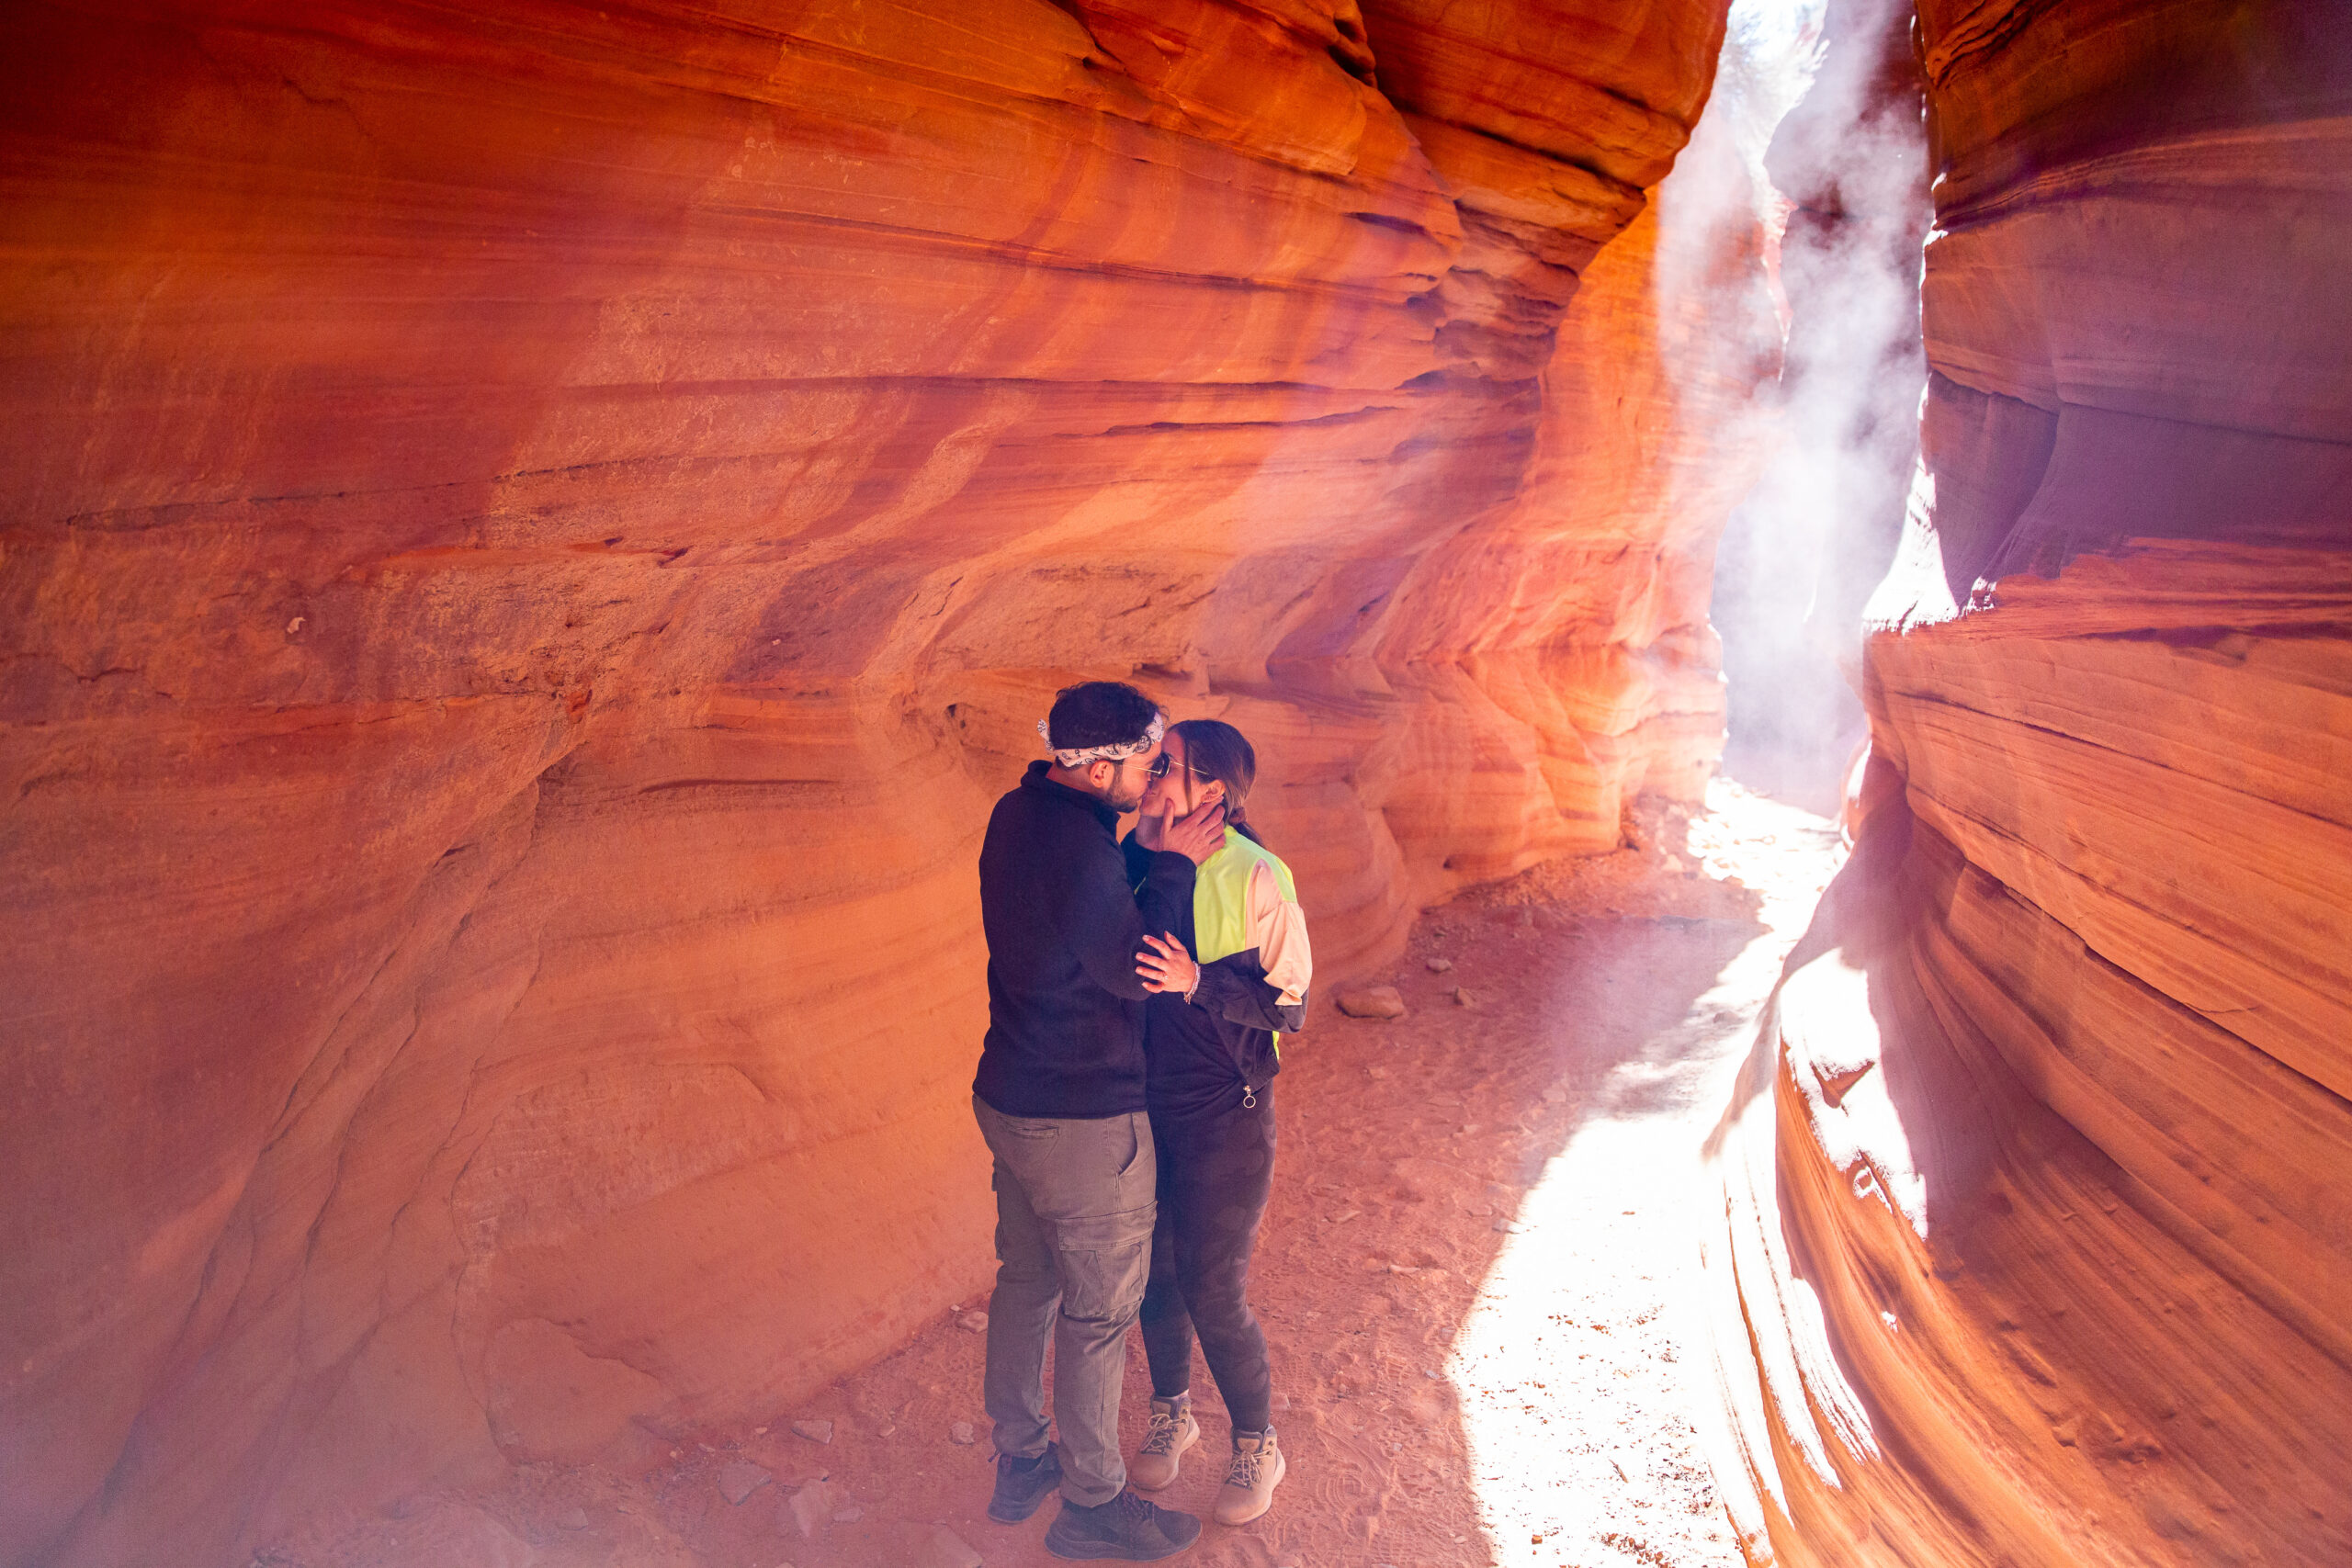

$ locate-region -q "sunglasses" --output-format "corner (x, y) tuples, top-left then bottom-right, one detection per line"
(1145, 753), (1214, 783)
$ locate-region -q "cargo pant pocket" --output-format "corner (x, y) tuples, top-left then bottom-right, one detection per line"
(1053, 1206), (1156, 1324)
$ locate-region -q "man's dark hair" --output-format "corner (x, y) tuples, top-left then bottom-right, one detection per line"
(1046, 681), (1160, 750)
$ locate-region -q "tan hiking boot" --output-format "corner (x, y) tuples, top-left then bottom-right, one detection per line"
(1214, 1427), (1284, 1525)
(1128, 1396), (1199, 1491)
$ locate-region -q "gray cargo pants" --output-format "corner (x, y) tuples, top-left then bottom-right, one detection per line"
(973, 1095), (1157, 1506)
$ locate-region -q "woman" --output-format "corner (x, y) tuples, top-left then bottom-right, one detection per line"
(1122, 718), (1311, 1528)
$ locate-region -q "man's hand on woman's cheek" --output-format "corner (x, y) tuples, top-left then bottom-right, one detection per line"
(1162, 800), (1227, 864)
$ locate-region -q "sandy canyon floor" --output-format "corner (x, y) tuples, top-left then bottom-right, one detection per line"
(294, 780), (1840, 1568)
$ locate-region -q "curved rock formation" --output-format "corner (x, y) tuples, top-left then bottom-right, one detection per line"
(0, 4), (1760, 1562)
(1700, 2), (2352, 1562)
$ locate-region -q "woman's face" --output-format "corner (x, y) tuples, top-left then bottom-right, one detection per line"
(1140, 728), (1221, 818)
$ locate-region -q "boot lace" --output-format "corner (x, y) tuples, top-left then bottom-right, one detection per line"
(1226, 1436), (1274, 1490)
(1139, 1407), (1188, 1457)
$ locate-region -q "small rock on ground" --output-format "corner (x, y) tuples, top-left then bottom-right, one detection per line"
(948, 1421), (976, 1445)
(717, 1460), (773, 1506)
(1453, 987), (1476, 1007)
(788, 1481), (834, 1538)
(791, 1417), (833, 1445)
(1337, 986), (1406, 1019)
(1426, 955), (1454, 972)
(929, 1525), (985, 1568)
(956, 1311), (989, 1333)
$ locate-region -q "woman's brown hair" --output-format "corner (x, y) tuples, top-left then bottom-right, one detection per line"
(1168, 718), (1266, 846)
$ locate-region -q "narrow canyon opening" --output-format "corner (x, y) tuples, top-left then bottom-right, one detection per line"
(3, 5), (2347, 1568)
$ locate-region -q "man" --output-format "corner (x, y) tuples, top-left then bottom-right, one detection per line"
(974, 680), (1225, 1562)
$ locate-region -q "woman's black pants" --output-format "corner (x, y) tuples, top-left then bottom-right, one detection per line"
(1137, 1089), (1276, 1435)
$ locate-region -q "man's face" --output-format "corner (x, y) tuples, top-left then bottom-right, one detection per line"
(1091, 738), (1159, 813)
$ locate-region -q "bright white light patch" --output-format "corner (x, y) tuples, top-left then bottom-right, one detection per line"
(1447, 781), (1842, 1564)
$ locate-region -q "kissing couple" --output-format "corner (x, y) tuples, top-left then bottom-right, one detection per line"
(970, 681), (1313, 1561)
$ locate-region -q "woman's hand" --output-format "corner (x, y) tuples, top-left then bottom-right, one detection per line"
(1136, 932), (1201, 998)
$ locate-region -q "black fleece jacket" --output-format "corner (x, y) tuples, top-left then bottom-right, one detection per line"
(973, 761), (1197, 1119)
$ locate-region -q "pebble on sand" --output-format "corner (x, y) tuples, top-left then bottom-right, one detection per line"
(791, 1418), (833, 1445)
(929, 1525), (986, 1568)
(949, 1421), (977, 1445)
(1453, 987), (1476, 1007)
(787, 1481), (834, 1538)
(1426, 955), (1454, 972)
(717, 1460), (775, 1505)
(956, 1311), (989, 1333)
(1337, 986), (1406, 1019)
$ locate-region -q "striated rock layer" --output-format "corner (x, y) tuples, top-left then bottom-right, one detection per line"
(0, 4), (1758, 1562)
(1699, 1), (2352, 1562)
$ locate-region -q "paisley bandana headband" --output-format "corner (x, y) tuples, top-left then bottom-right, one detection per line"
(1038, 710), (1165, 769)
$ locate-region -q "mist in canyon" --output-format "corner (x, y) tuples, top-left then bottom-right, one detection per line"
(3, 4), (2348, 1568)
(1709, 0), (1929, 807)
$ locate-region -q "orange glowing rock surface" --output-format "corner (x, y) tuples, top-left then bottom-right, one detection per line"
(1699, 2), (2352, 1562)
(0, 4), (1750, 1562)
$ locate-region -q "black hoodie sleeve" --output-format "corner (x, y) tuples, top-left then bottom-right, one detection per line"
(1130, 845), (1197, 954)
(1054, 834), (1194, 1002)
(1191, 951), (1308, 1034)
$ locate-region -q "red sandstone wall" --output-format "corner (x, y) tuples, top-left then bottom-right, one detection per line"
(0, 4), (1747, 1562)
(1700, 2), (2352, 1562)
